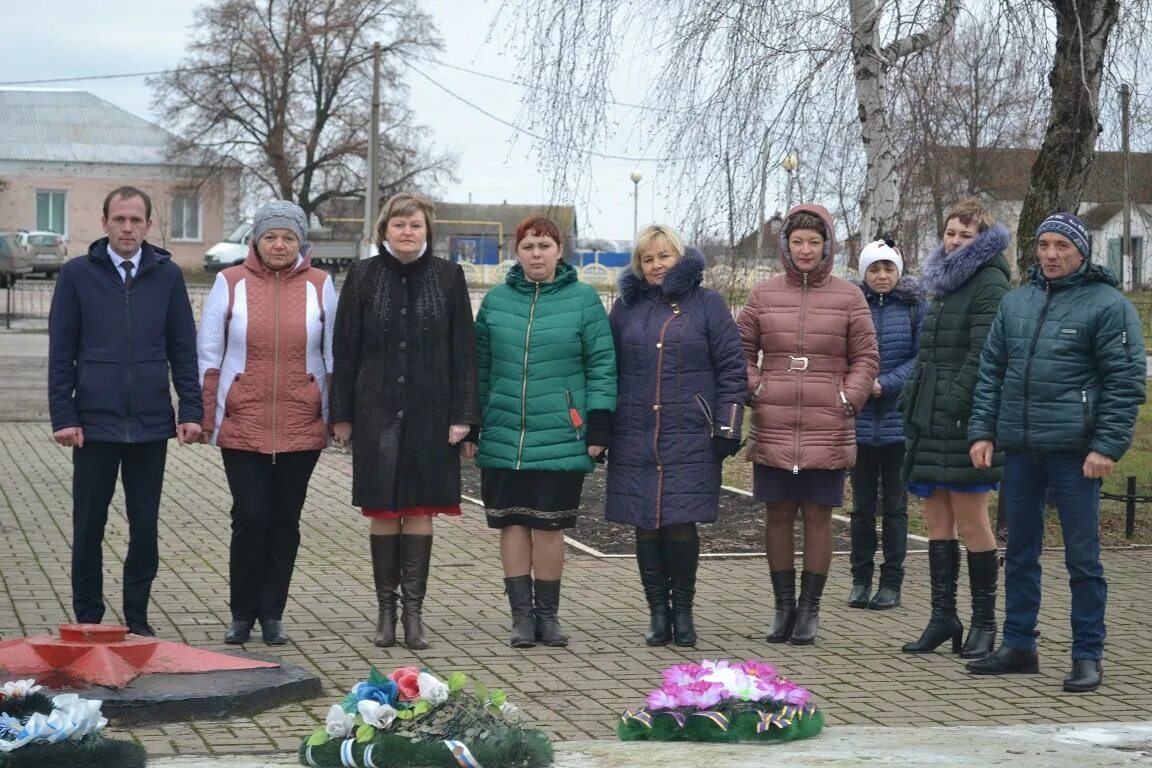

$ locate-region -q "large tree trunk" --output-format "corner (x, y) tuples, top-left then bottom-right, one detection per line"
(1015, 0), (1118, 278)
(851, 0), (960, 242)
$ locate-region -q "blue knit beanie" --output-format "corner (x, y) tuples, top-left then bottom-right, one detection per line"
(1036, 212), (1090, 260)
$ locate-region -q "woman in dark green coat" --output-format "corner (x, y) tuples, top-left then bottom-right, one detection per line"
(469, 216), (617, 649)
(901, 198), (1009, 659)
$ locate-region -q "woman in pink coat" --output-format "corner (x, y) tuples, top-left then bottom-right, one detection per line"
(737, 204), (878, 645)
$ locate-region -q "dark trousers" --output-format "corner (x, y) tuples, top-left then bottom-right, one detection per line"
(1002, 450), (1106, 660)
(71, 440), (168, 626)
(221, 448), (320, 622)
(849, 442), (908, 588)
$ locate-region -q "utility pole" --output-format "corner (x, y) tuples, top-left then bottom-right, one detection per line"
(1121, 83), (1133, 288)
(363, 42), (382, 255)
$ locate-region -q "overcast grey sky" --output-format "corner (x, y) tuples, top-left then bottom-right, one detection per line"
(0, 0), (665, 241)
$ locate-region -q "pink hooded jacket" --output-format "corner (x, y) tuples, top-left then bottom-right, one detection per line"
(737, 204), (878, 471)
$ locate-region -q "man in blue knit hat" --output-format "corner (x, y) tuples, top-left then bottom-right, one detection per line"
(964, 211), (1147, 692)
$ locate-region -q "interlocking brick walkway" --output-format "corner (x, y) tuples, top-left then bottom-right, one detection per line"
(1, 331), (1151, 759)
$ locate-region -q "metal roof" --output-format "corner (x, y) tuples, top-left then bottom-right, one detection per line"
(0, 89), (213, 166)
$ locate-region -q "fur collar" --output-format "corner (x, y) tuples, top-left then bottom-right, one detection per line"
(618, 246), (705, 306)
(919, 223), (1010, 298)
(859, 274), (923, 306)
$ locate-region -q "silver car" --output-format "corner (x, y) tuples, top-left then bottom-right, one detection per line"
(0, 233), (33, 287)
(16, 231), (69, 276)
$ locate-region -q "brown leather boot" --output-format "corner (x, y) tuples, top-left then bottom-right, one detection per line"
(399, 534), (432, 650)
(370, 534), (400, 647)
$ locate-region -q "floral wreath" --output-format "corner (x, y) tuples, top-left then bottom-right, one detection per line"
(618, 660), (825, 743)
(0, 679), (146, 768)
(299, 666), (552, 768)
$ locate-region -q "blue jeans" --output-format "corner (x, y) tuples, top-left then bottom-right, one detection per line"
(1002, 451), (1106, 660)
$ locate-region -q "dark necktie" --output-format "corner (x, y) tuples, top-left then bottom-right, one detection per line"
(121, 260), (134, 291)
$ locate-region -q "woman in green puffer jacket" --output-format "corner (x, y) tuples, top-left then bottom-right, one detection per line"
(900, 197), (1010, 661)
(468, 216), (617, 649)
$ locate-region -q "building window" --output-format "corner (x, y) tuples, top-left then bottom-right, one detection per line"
(170, 194), (201, 241)
(36, 191), (67, 234)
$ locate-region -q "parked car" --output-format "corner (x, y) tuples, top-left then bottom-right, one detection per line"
(0, 233), (33, 287)
(15, 231), (68, 276)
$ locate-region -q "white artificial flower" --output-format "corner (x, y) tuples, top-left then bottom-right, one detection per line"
(356, 700), (397, 730)
(1, 680), (42, 699)
(500, 702), (522, 723)
(324, 704), (355, 738)
(417, 672), (449, 706)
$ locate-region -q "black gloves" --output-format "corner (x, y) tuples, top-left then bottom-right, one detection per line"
(712, 436), (742, 458)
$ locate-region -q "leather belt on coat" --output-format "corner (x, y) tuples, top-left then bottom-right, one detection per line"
(761, 355), (847, 374)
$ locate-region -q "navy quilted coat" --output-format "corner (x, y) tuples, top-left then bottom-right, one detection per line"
(854, 277), (926, 447)
(604, 249), (747, 528)
(969, 261), (1146, 459)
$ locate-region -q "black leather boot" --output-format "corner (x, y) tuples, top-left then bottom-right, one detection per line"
(636, 534), (671, 646)
(370, 534), (401, 648)
(789, 571), (827, 645)
(765, 569), (796, 643)
(902, 540), (963, 654)
(966, 645), (1039, 675)
(666, 534), (700, 647)
(960, 549), (998, 659)
(533, 579), (568, 647)
(1063, 659), (1102, 692)
(847, 582), (872, 608)
(504, 575), (536, 649)
(399, 534), (432, 650)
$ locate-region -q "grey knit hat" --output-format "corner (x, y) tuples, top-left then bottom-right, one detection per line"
(252, 200), (308, 243)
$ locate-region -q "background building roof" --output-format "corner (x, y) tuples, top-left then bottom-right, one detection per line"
(0, 89), (218, 167)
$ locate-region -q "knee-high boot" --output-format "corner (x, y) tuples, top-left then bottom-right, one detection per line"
(533, 579), (568, 647)
(765, 570), (797, 643)
(789, 570), (827, 645)
(635, 534), (671, 646)
(902, 539), (963, 653)
(370, 534), (400, 647)
(504, 575), (536, 649)
(399, 534), (432, 650)
(960, 549), (998, 659)
(665, 532), (700, 647)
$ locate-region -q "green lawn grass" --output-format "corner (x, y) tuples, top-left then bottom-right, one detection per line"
(723, 401), (1152, 547)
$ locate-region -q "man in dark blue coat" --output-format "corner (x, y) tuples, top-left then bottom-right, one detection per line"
(48, 186), (203, 636)
(966, 212), (1146, 692)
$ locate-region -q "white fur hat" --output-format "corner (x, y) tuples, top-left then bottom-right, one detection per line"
(858, 240), (903, 278)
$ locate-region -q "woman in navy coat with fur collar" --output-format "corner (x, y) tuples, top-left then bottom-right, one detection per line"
(605, 225), (747, 647)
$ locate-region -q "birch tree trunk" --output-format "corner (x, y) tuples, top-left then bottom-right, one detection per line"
(851, 0), (961, 241)
(1015, 0), (1119, 277)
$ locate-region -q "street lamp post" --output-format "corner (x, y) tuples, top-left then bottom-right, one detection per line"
(630, 170), (643, 238)
(781, 150), (799, 211)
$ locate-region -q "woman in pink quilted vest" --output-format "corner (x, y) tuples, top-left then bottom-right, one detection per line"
(737, 204), (878, 646)
(197, 200), (337, 647)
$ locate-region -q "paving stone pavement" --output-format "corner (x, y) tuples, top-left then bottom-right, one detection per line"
(2, 329), (1152, 763)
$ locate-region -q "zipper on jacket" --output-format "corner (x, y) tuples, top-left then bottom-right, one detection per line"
(271, 270), (281, 463)
(872, 299), (884, 444)
(650, 305), (680, 525)
(1081, 389), (1089, 438)
(1020, 286), (1054, 451)
(792, 276), (809, 473)
(515, 283), (542, 468)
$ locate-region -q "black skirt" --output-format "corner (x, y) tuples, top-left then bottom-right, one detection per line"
(481, 468), (585, 530)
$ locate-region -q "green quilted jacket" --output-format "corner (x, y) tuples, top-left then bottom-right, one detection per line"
(969, 261), (1146, 459)
(475, 261), (617, 471)
(903, 227), (1011, 485)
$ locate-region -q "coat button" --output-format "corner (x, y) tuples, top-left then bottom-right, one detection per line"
(399, 341), (407, 349)
(656, 342), (663, 349)
(397, 410), (405, 418)
(398, 376), (406, 384)
(400, 307), (407, 315)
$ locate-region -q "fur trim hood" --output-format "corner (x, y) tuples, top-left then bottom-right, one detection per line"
(920, 223), (1010, 298)
(618, 246), (706, 306)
